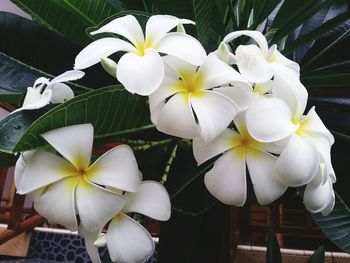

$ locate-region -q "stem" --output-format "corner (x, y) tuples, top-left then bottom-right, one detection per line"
(132, 139), (173, 151)
(160, 145), (178, 185)
(94, 124), (155, 139)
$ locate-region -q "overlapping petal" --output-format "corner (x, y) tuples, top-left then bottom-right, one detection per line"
(41, 124), (93, 170)
(190, 91), (238, 142)
(49, 70), (85, 85)
(204, 149), (246, 206)
(91, 15), (144, 45)
(276, 134), (320, 186)
(246, 98), (298, 143)
(34, 176), (80, 231)
(246, 149), (287, 205)
(193, 129), (239, 165)
(74, 38), (135, 70)
(49, 83), (74, 104)
(17, 151), (75, 194)
(76, 178), (126, 232)
(157, 32), (206, 66)
(117, 48), (164, 95)
(124, 181), (171, 221)
(87, 145), (140, 193)
(146, 15), (194, 44)
(107, 214), (155, 263)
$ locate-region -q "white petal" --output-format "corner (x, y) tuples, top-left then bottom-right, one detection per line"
(270, 49), (300, 74)
(146, 15), (194, 44)
(157, 32), (206, 66)
(49, 83), (74, 104)
(124, 181), (171, 221)
(74, 38), (135, 70)
(41, 124), (93, 170)
(191, 91), (238, 142)
(214, 86), (256, 112)
(198, 54), (250, 90)
(235, 45), (274, 83)
(34, 176), (79, 231)
(223, 30), (269, 56)
(246, 98), (298, 143)
(213, 42), (236, 65)
(79, 225), (102, 263)
(87, 145), (140, 192)
(21, 89), (52, 110)
(304, 178), (333, 214)
(204, 149), (246, 206)
(270, 64), (308, 116)
(154, 92), (199, 139)
(76, 178), (126, 232)
(117, 49), (164, 95)
(321, 190), (335, 216)
(17, 151), (75, 194)
(246, 149), (287, 205)
(50, 70), (85, 85)
(91, 15), (144, 46)
(193, 129), (239, 165)
(107, 214), (155, 263)
(162, 55), (198, 78)
(303, 107), (334, 144)
(276, 135), (320, 187)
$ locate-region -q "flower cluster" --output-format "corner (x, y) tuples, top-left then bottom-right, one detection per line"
(15, 14), (336, 263)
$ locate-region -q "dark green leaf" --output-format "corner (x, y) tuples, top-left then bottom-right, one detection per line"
(308, 245), (325, 263)
(266, 228), (282, 263)
(0, 151), (18, 168)
(302, 73), (350, 89)
(252, 0), (280, 29)
(10, 0), (92, 45)
(0, 86), (153, 153)
(311, 193), (350, 253)
(167, 146), (218, 215)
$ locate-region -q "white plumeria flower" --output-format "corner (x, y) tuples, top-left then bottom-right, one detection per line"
(246, 97), (335, 187)
(74, 15), (206, 96)
(223, 30), (307, 117)
(193, 114), (287, 206)
(13, 70), (84, 113)
(14, 124), (141, 232)
(303, 164), (335, 216)
(149, 54), (252, 142)
(81, 181), (171, 263)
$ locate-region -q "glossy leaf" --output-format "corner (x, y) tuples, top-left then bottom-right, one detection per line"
(312, 193), (350, 253)
(0, 151), (18, 168)
(0, 86), (153, 153)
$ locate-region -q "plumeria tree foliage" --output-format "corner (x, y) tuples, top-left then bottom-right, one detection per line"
(1, 0), (350, 262)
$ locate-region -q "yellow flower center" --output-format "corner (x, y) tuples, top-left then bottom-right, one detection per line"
(134, 38), (153, 56)
(173, 69), (206, 101)
(229, 128), (262, 159)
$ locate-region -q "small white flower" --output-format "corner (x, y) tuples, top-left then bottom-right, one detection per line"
(246, 98), (335, 187)
(224, 30), (308, 117)
(74, 15), (206, 96)
(82, 181), (171, 263)
(13, 70), (84, 113)
(150, 54), (252, 142)
(193, 113), (286, 206)
(14, 124), (140, 232)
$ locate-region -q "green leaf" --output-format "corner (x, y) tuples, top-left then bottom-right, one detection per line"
(308, 245), (325, 263)
(312, 192), (350, 253)
(10, 0), (93, 45)
(51, 0), (115, 26)
(167, 146), (218, 216)
(251, 0), (280, 29)
(0, 151), (18, 168)
(0, 86), (153, 153)
(266, 228), (282, 263)
(302, 73), (350, 89)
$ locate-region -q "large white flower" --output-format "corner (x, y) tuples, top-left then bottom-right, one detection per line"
(82, 181), (171, 263)
(149, 54), (252, 142)
(74, 15), (206, 96)
(246, 98), (335, 187)
(13, 70), (84, 113)
(14, 124), (140, 232)
(223, 30), (307, 117)
(193, 114), (287, 206)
